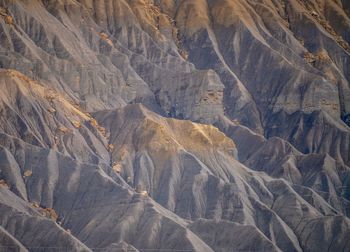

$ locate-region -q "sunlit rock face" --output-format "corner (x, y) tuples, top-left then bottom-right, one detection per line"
(0, 1), (350, 251)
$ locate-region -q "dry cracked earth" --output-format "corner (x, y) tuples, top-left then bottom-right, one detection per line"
(0, 0), (350, 251)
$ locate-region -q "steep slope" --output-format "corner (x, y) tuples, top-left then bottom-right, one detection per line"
(0, 0), (224, 122)
(0, 134), (214, 252)
(1, 0), (349, 158)
(216, 115), (350, 217)
(0, 69), (110, 164)
(0, 70), (349, 250)
(0, 188), (91, 252)
(0, 73), (215, 251)
(95, 104), (350, 252)
(0, 0), (349, 251)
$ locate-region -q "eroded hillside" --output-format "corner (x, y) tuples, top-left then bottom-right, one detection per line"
(0, 1), (350, 251)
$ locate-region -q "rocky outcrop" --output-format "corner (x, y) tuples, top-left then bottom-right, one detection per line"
(95, 104), (349, 252)
(0, 0), (349, 251)
(0, 69), (110, 164)
(0, 133), (214, 252)
(0, 189), (91, 252)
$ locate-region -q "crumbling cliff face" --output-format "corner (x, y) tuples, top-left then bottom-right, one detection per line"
(0, 1), (350, 251)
